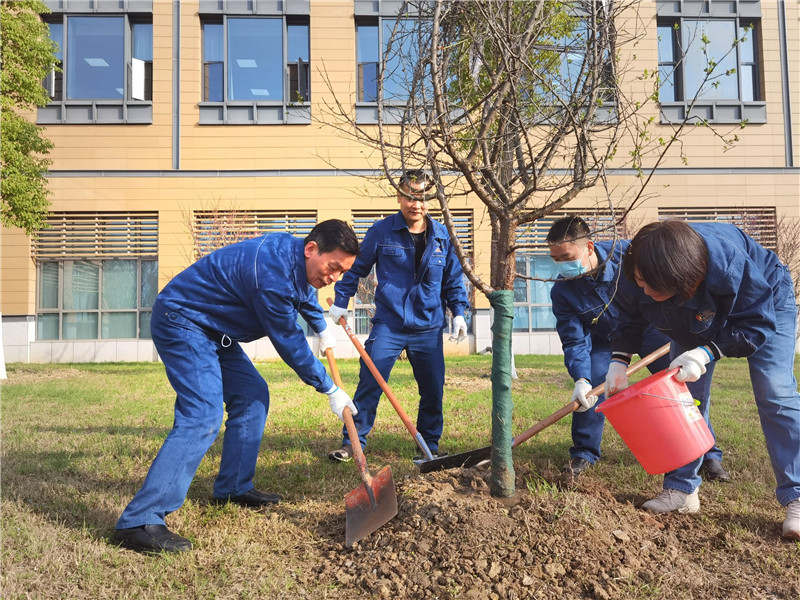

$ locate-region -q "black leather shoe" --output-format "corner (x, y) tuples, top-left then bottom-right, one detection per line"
(700, 459), (731, 482)
(212, 488), (282, 507)
(113, 524), (192, 554)
(561, 457), (592, 477)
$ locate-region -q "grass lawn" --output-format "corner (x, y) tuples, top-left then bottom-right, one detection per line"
(1, 354), (798, 599)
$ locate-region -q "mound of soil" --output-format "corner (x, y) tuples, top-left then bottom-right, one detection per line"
(312, 467), (798, 599)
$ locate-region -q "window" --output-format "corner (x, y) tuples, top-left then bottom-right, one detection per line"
(34, 212), (159, 341)
(512, 210), (624, 333)
(40, 13), (152, 124)
(350, 209), (474, 336)
(356, 17), (419, 106)
(659, 206), (777, 250)
(656, 1), (765, 124)
(200, 16), (310, 124)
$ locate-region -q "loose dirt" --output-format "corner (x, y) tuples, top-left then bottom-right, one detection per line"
(308, 466), (798, 599)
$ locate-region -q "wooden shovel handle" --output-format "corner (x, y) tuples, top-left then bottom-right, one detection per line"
(326, 298), (421, 440)
(511, 342), (671, 449)
(325, 348), (372, 485)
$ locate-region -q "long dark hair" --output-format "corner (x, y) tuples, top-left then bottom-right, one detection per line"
(623, 220), (707, 302)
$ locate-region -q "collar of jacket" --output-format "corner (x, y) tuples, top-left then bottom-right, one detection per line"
(290, 235), (311, 292)
(389, 211), (444, 240)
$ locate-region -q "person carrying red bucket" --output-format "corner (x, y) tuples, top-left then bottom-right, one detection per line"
(605, 219), (800, 541)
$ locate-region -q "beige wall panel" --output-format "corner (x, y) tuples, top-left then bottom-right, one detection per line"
(1, 229), (35, 315)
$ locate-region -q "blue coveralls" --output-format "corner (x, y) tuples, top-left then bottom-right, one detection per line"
(116, 234), (333, 529)
(332, 212), (469, 451)
(613, 222), (800, 506)
(551, 240), (723, 465)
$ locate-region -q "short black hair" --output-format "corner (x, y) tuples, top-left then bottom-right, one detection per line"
(398, 169), (432, 192)
(304, 219), (359, 256)
(546, 216), (591, 245)
(622, 220), (708, 302)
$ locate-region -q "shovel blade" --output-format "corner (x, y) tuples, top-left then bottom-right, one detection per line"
(344, 466), (398, 547)
(417, 445), (492, 473)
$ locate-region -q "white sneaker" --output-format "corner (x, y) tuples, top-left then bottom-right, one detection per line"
(782, 499), (800, 540)
(641, 488), (700, 514)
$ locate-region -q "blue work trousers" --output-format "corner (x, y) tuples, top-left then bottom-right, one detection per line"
(574, 330), (723, 465)
(116, 303), (269, 529)
(341, 323), (445, 452)
(663, 277), (800, 506)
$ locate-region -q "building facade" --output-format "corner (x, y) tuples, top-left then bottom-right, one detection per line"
(1, 0), (798, 364)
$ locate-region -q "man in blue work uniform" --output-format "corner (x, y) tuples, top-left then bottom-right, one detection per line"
(607, 220), (798, 536)
(547, 216), (728, 480)
(113, 220), (359, 554)
(327, 170), (469, 461)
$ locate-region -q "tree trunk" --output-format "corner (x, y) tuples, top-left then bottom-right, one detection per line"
(488, 289), (515, 497)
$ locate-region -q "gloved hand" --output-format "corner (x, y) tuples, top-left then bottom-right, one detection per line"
(571, 379), (597, 412)
(605, 360), (629, 396)
(318, 325), (336, 354)
(329, 304), (349, 327)
(450, 315), (468, 343)
(669, 346), (713, 382)
(326, 385), (358, 421)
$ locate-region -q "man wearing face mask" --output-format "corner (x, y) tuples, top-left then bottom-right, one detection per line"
(546, 216), (728, 480)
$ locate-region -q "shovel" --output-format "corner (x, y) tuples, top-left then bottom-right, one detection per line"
(326, 298), (436, 462)
(418, 343), (672, 474)
(325, 348), (398, 546)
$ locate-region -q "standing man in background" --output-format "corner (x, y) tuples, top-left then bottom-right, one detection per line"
(327, 170), (469, 462)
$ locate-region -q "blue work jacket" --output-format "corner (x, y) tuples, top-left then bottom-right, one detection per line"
(550, 239), (637, 382)
(613, 222), (792, 358)
(155, 233), (332, 393)
(333, 212), (468, 332)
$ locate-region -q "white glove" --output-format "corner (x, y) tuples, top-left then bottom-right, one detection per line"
(571, 379), (597, 412)
(450, 315), (468, 343)
(605, 360), (629, 396)
(318, 326), (336, 354)
(326, 385), (358, 421)
(329, 304), (349, 327)
(669, 346), (713, 383)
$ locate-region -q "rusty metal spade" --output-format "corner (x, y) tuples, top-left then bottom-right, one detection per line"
(325, 348), (398, 546)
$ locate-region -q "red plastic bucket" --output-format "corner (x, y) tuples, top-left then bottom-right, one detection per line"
(595, 368), (715, 474)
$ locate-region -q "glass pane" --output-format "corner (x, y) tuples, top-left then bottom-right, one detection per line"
(738, 25), (755, 63)
(741, 64), (754, 102)
(228, 18), (282, 101)
(39, 262), (59, 309)
(204, 62), (224, 102)
(531, 306), (557, 330)
(356, 23), (378, 63)
(63, 261), (99, 310)
(102, 260), (137, 309)
(657, 25), (675, 62)
(358, 62), (378, 102)
(658, 65), (676, 102)
(383, 19), (417, 102)
(62, 312), (98, 340)
(683, 20), (738, 100)
(37, 314), (60, 340)
(288, 23), (309, 62)
(204, 22), (223, 61)
(102, 312), (137, 338)
(141, 260), (158, 308)
(49, 22), (64, 61)
(512, 306), (530, 332)
(139, 311), (152, 339)
(132, 22), (153, 61)
(530, 256), (557, 303)
(67, 16), (124, 99)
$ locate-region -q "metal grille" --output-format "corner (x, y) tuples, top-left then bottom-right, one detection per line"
(33, 212), (158, 259)
(192, 209), (317, 258)
(351, 208), (474, 252)
(515, 209), (623, 250)
(659, 206), (777, 250)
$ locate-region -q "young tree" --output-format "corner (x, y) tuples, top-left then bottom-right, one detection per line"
(1, 0), (58, 235)
(321, 0), (743, 495)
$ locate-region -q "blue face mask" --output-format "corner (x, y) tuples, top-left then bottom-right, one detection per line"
(556, 248), (588, 278)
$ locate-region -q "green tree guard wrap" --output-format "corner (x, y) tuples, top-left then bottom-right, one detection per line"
(488, 289), (515, 497)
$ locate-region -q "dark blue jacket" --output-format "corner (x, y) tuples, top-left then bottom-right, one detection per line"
(156, 233), (332, 392)
(551, 239), (638, 382)
(333, 212), (468, 331)
(613, 222), (792, 358)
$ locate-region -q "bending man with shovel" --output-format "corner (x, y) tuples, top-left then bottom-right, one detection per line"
(327, 170), (469, 462)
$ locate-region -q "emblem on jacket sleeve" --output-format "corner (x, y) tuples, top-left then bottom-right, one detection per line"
(695, 309), (715, 324)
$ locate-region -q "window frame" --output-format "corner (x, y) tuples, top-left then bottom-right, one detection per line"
(656, 1), (765, 125)
(38, 12), (153, 125)
(199, 14), (311, 125)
